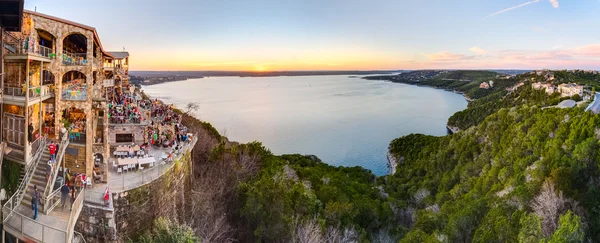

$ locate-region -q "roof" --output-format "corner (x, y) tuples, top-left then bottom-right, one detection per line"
(557, 99), (576, 109)
(108, 52), (129, 59)
(23, 10), (114, 58)
(0, 0), (24, 32)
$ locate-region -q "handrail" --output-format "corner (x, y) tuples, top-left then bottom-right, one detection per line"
(2, 205), (68, 243)
(44, 133), (69, 198)
(3, 37), (55, 59)
(2, 137), (47, 223)
(62, 51), (87, 66)
(66, 188), (85, 243)
(42, 133), (70, 213)
(3, 86), (26, 97)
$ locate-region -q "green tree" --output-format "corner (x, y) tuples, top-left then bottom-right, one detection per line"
(518, 214), (544, 243)
(548, 211), (584, 243)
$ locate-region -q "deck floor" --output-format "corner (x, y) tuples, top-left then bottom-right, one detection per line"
(5, 203), (70, 242)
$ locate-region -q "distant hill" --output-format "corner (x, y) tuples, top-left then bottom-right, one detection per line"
(130, 70), (406, 78)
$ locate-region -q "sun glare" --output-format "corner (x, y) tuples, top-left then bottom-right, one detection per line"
(253, 65), (268, 72)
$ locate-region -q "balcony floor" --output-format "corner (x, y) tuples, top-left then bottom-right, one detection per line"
(4, 203), (70, 243)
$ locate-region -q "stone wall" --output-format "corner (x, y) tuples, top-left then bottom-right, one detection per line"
(110, 150), (193, 240)
(108, 124), (145, 145)
(75, 202), (117, 243)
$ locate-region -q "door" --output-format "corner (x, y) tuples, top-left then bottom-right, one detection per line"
(3, 114), (25, 147)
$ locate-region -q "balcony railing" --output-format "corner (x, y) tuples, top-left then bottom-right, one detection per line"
(3, 86), (25, 97)
(28, 85), (54, 99)
(62, 51), (87, 65)
(62, 80), (88, 101)
(3, 84), (53, 100)
(3, 38), (56, 60)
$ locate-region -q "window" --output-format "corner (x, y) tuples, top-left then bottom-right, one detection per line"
(116, 133), (133, 143)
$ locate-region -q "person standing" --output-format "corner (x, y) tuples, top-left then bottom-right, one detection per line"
(28, 123), (34, 144)
(31, 185), (39, 220)
(48, 141), (57, 162)
(61, 125), (67, 138)
(61, 183), (70, 210)
(46, 160), (52, 182)
(70, 185), (76, 211)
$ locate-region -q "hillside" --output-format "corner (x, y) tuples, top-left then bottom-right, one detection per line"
(387, 106), (600, 242)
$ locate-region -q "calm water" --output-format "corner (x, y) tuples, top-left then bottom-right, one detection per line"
(142, 75), (467, 176)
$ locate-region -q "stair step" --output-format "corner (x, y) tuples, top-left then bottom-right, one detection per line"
(32, 173), (46, 181)
(30, 178), (47, 188)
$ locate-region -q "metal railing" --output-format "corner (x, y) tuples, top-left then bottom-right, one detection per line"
(3, 84), (53, 100)
(42, 133), (70, 213)
(62, 51), (87, 66)
(1, 204), (68, 243)
(2, 137), (47, 222)
(67, 188), (86, 243)
(3, 86), (26, 97)
(3, 38), (56, 59)
(102, 79), (114, 87)
(28, 84), (53, 99)
(112, 135), (197, 192)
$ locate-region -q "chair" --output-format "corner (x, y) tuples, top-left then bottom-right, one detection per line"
(112, 160), (118, 171)
(85, 178), (92, 187)
(69, 133), (75, 141)
(75, 133), (81, 141)
(117, 167), (122, 174)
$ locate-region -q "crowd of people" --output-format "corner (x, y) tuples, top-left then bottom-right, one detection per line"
(108, 90), (144, 124)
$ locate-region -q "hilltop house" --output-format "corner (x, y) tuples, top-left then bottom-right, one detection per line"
(558, 83), (584, 98)
(532, 82), (555, 95)
(479, 82), (490, 89)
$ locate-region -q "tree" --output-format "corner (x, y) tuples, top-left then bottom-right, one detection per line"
(531, 180), (567, 236)
(184, 102), (199, 115)
(548, 211), (584, 243)
(518, 214), (544, 243)
(136, 217), (199, 243)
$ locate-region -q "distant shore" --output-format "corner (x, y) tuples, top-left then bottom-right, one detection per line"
(130, 70), (404, 86)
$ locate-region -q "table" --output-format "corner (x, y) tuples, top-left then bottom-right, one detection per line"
(116, 145), (140, 152)
(117, 158), (138, 166)
(137, 157), (156, 167)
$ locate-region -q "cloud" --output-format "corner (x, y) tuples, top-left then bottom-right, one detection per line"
(488, 0), (540, 17)
(487, 0), (559, 17)
(415, 44), (600, 70)
(470, 47), (487, 55)
(423, 52), (470, 62)
(532, 26), (547, 33)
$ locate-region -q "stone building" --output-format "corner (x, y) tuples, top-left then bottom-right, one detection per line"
(1, 10), (120, 176)
(558, 83), (584, 98)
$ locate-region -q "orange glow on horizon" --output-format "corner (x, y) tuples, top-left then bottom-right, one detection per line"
(252, 65), (268, 72)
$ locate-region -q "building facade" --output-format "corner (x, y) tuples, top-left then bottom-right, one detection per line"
(558, 83), (584, 98)
(1, 10), (131, 179)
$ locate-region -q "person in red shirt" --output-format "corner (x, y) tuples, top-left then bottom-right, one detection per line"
(48, 141), (57, 162)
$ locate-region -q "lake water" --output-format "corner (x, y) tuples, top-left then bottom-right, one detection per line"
(142, 75), (467, 176)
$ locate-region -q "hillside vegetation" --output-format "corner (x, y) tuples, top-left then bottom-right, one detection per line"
(135, 70), (600, 242)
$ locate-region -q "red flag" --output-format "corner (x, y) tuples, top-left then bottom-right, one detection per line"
(104, 187), (110, 202)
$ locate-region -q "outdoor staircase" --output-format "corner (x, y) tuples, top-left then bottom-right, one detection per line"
(21, 150), (51, 208)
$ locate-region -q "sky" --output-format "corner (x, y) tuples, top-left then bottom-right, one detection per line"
(24, 0), (600, 71)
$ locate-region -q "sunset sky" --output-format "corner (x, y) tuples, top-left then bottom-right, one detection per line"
(25, 0), (600, 71)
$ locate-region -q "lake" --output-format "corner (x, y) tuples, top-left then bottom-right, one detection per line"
(142, 75), (467, 176)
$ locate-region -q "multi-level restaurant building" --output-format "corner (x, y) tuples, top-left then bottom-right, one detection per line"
(0, 3), (198, 242)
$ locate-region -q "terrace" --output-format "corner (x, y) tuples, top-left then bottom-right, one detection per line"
(88, 134), (197, 193)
